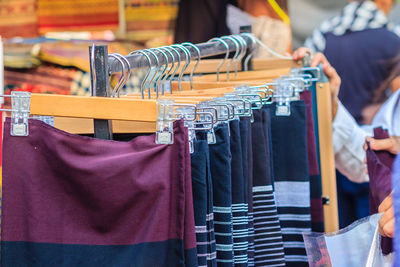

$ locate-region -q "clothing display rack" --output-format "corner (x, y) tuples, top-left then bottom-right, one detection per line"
(87, 34), (339, 234)
(1, 32), (339, 266)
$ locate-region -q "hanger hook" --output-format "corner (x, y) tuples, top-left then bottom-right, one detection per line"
(108, 54), (127, 98)
(221, 36), (240, 81)
(142, 49), (160, 99)
(208, 37), (229, 82)
(171, 44), (191, 92)
(182, 42), (201, 91)
(232, 35), (247, 77)
(159, 47), (175, 94)
(152, 48), (169, 98)
(129, 50), (152, 99)
(115, 53), (131, 98)
(166, 45), (181, 83)
(240, 33), (256, 71)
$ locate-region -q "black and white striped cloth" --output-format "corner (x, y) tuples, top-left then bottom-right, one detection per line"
(305, 0), (400, 53)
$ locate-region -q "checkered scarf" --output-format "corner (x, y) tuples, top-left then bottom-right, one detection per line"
(305, 0), (400, 53)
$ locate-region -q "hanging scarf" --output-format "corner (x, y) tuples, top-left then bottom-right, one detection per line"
(305, 1), (400, 53)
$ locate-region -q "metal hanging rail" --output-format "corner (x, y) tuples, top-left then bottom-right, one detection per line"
(107, 35), (253, 73)
(89, 33), (253, 140)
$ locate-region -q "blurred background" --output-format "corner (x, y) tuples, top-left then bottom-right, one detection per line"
(0, 0), (399, 96)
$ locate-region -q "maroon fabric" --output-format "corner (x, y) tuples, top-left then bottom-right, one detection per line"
(300, 91), (320, 176)
(301, 90), (324, 232)
(2, 118), (196, 250)
(367, 127), (396, 254)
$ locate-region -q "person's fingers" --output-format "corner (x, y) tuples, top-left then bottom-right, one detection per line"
(310, 52), (329, 67)
(292, 47), (312, 61)
(321, 62), (341, 99)
(379, 194), (393, 213)
(379, 206), (394, 228)
(381, 218), (395, 238)
(369, 137), (400, 154)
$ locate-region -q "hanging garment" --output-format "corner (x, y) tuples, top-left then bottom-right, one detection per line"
(239, 117), (253, 266)
(208, 124), (234, 266)
(270, 101), (311, 267)
(1, 118), (197, 266)
(366, 127), (396, 255)
(241, 118), (255, 266)
(191, 139), (217, 267)
(301, 90), (324, 232)
(229, 120), (249, 266)
(251, 109), (286, 267)
(393, 155), (400, 266)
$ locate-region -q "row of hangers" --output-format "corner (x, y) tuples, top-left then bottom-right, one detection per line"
(3, 33), (319, 144)
(98, 33), (320, 147)
(0, 32), (340, 233)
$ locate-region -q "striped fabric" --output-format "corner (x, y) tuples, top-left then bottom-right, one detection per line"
(229, 120), (249, 266)
(37, 0), (119, 34)
(270, 102), (311, 267)
(124, 0), (179, 42)
(252, 109), (286, 267)
(191, 140), (216, 266)
(209, 123), (234, 266)
(0, 0), (37, 38)
(240, 118), (253, 266)
(205, 139), (217, 266)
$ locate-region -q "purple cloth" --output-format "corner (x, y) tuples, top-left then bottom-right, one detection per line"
(2, 118), (197, 266)
(301, 90), (324, 232)
(366, 127), (396, 255)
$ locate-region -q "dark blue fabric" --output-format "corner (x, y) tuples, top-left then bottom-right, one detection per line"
(336, 171), (370, 228)
(242, 117), (255, 266)
(1, 240), (195, 267)
(324, 29), (400, 123)
(269, 101), (311, 267)
(239, 117), (251, 266)
(208, 124), (234, 266)
(229, 120), (248, 266)
(191, 140), (217, 266)
(251, 109), (286, 267)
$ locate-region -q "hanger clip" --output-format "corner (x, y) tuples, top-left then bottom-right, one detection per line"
(207, 128), (216, 144)
(156, 99), (175, 145)
(11, 91), (31, 137)
(176, 107), (196, 153)
(274, 81), (293, 117)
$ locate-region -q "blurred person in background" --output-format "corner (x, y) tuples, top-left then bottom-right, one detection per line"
(305, 0), (400, 228)
(293, 48), (400, 238)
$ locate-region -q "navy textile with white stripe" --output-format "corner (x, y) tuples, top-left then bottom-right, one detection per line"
(270, 101), (311, 267)
(230, 120), (249, 266)
(191, 140), (210, 267)
(209, 124), (234, 266)
(252, 109), (286, 267)
(240, 118), (253, 266)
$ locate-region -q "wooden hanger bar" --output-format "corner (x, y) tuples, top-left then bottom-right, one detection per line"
(30, 93), (158, 122)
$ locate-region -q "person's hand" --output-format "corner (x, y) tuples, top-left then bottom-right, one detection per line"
(365, 136), (400, 155)
(292, 48), (341, 119)
(378, 193), (395, 238)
